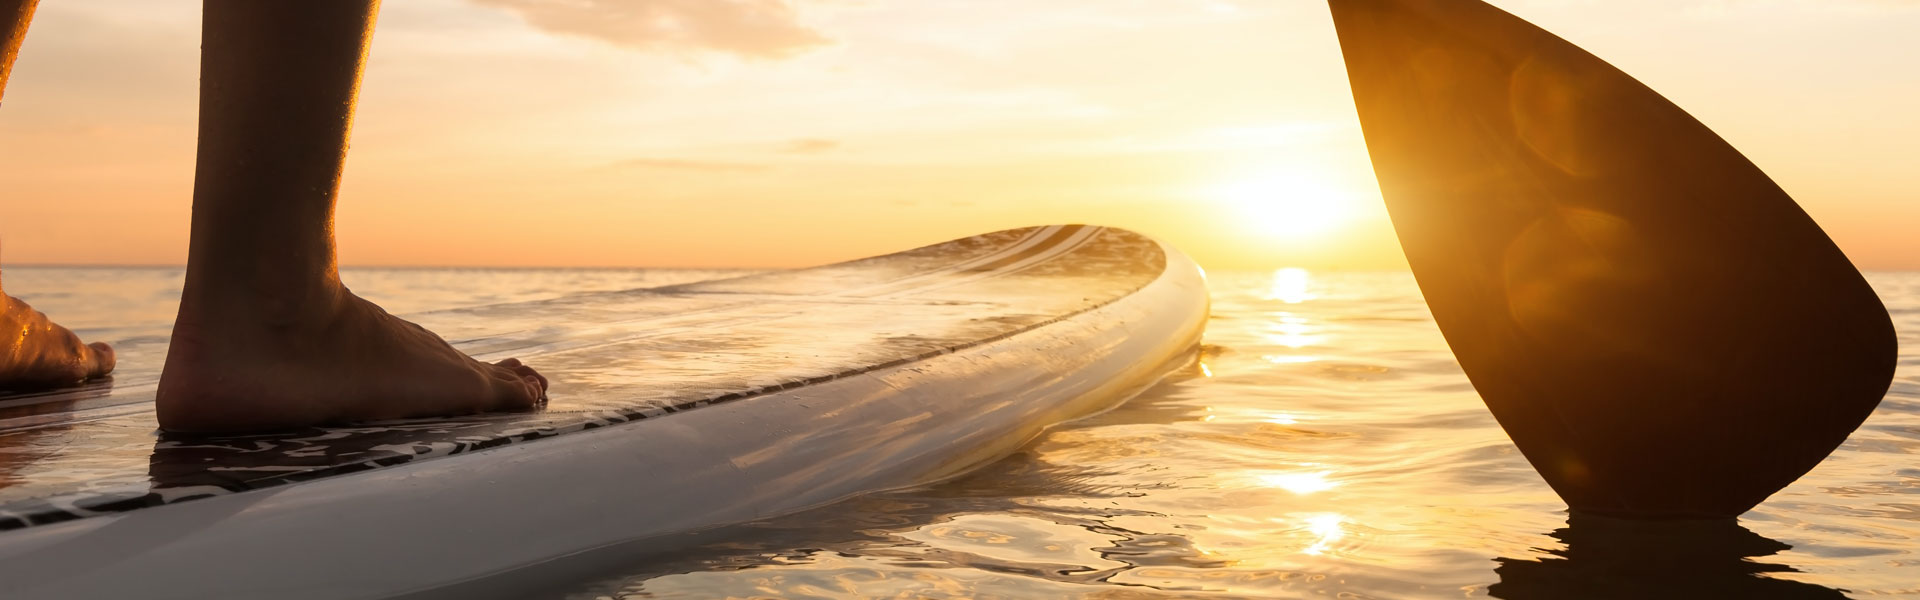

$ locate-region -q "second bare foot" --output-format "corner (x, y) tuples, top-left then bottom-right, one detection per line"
(156, 283), (547, 433)
(0, 293), (116, 390)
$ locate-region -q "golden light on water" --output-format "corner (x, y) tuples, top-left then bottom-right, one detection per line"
(1268, 267), (1315, 304)
(1264, 412), (1300, 426)
(1256, 470), (1341, 495)
(1301, 514), (1347, 556)
(1262, 354), (1321, 364)
(1263, 313), (1322, 349)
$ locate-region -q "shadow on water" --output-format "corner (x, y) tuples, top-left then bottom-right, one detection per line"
(1490, 514), (1848, 599)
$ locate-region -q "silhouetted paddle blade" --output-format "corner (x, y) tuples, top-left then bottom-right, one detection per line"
(1328, 0), (1896, 519)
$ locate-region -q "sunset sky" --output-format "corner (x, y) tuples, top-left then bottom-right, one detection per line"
(0, 0), (1914, 270)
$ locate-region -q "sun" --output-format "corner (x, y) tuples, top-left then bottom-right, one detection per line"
(1206, 170), (1356, 239)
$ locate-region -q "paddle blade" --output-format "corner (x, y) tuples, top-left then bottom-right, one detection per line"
(1328, 0), (1896, 518)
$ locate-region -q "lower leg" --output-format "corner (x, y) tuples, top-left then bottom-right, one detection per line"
(0, 0), (116, 390)
(156, 0), (544, 432)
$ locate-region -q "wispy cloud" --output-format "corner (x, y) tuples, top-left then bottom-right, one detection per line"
(781, 138), (840, 153)
(473, 0), (831, 58)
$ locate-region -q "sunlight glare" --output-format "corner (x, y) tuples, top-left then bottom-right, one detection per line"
(1302, 514), (1346, 556)
(1257, 470), (1340, 495)
(1262, 313), (1321, 349)
(1261, 355), (1321, 364)
(1268, 267), (1314, 303)
(1209, 171), (1356, 240)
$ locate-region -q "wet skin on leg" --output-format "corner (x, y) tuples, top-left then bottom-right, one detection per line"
(155, 0), (546, 433)
(0, 0), (117, 390)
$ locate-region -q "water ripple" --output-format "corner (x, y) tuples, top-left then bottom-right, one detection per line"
(12, 267), (1916, 598)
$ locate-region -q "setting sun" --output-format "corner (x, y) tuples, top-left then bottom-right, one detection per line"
(1, 0), (1917, 597)
(1208, 170), (1358, 240)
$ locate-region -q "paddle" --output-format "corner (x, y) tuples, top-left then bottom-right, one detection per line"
(1327, 0), (1897, 519)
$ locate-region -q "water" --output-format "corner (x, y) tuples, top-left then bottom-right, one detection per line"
(4, 267), (1916, 598)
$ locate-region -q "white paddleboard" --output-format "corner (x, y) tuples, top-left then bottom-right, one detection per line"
(0, 225), (1208, 599)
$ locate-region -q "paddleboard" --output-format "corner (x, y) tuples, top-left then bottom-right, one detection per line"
(0, 224), (1209, 599)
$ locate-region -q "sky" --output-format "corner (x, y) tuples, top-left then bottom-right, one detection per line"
(0, 0), (1915, 270)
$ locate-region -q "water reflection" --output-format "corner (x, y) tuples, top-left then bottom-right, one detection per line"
(1260, 411), (1300, 425)
(1260, 312), (1322, 349)
(541, 470), (1236, 599)
(1490, 515), (1848, 599)
(1, 389), (103, 498)
(0, 416), (78, 500)
(1261, 354), (1321, 364)
(1267, 268), (1315, 304)
(463, 270), (1915, 598)
(1300, 514), (1346, 556)
(1253, 470), (1340, 495)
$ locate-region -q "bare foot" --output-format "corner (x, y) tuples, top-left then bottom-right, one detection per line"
(156, 283), (547, 433)
(0, 293), (116, 390)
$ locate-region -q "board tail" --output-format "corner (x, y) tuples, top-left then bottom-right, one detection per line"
(1328, 0), (1896, 518)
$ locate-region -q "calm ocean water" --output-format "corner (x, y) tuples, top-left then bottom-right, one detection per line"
(4, 267), (1916, 598)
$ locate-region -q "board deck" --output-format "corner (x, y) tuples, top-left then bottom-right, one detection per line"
(0, 225), (1208, 599)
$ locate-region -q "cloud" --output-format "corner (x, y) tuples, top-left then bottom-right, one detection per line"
(781, 138), (840, 153)
(602, 158), (770, 172)
(473, 0), (831, 58)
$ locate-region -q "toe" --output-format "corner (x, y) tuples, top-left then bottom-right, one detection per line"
(485, 363), (543, 411)
(86, 342), (116, 379)
(520, 365), (548, 390)
(495, 357), (546, 390)
(524, 376), (546, 404)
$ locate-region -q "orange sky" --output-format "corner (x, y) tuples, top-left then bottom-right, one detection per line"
(0, 0), (1915, 271)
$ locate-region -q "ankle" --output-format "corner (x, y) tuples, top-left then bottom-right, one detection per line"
(176, 270), (349, 332)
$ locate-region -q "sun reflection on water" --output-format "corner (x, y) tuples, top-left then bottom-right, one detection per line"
(1268, 267), (1315, 303)
(1256, 470), (1341, 495)
(1302, 514), (1347, 556)
(1263, 312), (1323, 349)
(1262, 354), (1322, 364)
